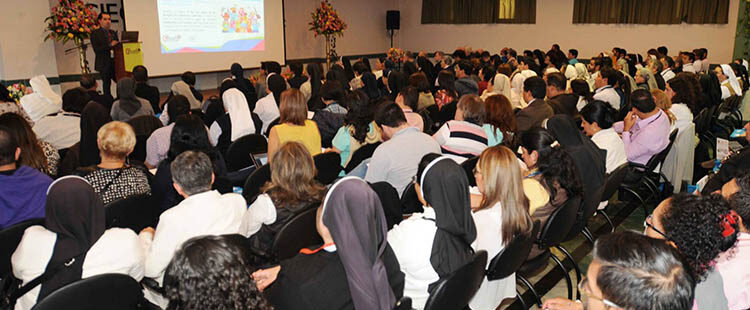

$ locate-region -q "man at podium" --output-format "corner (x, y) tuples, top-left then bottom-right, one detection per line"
(91, 13), (119, 97)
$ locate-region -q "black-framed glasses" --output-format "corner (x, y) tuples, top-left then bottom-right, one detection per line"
(579, 276), (622, 309)
(644, 214), (669, 240)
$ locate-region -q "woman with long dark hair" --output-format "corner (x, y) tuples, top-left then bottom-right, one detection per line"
(79, 101), (113, 168)
(0, 113), (58, 176)
(665, 74), (696, 130)
(301, 62), (324, 111)
(434, 70), (458, 110)
(331, 90), (381, 168)
(254, 74), (287, 134)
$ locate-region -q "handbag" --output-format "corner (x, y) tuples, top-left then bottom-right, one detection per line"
(0, 263), (66, 310)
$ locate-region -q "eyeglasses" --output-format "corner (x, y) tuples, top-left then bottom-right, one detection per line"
(578, 276), (622, 309)
(643, 214), (669, 240)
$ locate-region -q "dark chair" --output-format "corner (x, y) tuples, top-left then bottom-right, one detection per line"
(225, 134), (268, 172)
(517, 195), (581, 307)
(369, 182), (403, 229)
(461, 156), (479, 187)
(313, 152), (343, 185)
(33, 273), (150, 310)
(393, 297), (413, 310)
(435, 101), (457, 128)
(242, 164), (271, 204)
(0, 218), (44, 279)
(620, 129), (678, 215)
(597, 163), (629, 233)
(271, 206), (323, 261)
(486, 221), (541, 309)
(105, 194), (156, 232)
(264, 117), (280, 137)
(128, 134), (149, 163)
(344, 142), (381, 173)
(422, 250), (487, 310)
(400, 182), (424, 214)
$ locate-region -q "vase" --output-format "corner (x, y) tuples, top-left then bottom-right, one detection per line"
(74, 37), (90, 74)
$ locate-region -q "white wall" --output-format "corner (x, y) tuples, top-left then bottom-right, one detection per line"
(0, 0), (59, 81)
(398, 0), (740, 63)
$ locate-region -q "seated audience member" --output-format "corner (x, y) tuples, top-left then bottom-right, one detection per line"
(515, 76), (553, 132)
(302, 63), (324, 109)
(230, 63), (258, 108)
(332, 90), (382, 168)
(593, 67), (622, 110)
(254, 177), (405, 310)
(570, 79), (593, 111)
(395, 86), (425, 132)
(78, 101), (113, 168)
(435, 70), (459, 110)
(645, 194), (740, 309)
(287, 62), (308, 89)
(79, 74), (114, 111)
(580, 101), (627, 173)
(267, 89), (322, 161)
(432, 94), (488, 163)
(612, 89), (671, 165)
(0, 113), (58, 177)
(159, 81), (201, 126)
(509, 57), (539, 108)
(360, 71), (382, 101)
(483, 94), (516, 147)
(650, 89), (677, 126)
(132, 65), (161, 114)
(255, 61), (282, 100)
(519, 127), (582, 260)
(714, 175), (750, 309)
(75, 121), (150, 204)
(33, 87), (87, 150)
(11, 176), (144, 310)
(311, 81), (346, 148)
(410, 72), (435, 111)
(209, 87), (256, 156)
(470, 146), (534, 309)
(681, 52), (697, 73)
(153, 115), (228, 214)
(0, 126), (52, 229)
(0, 86), (34, 126)
(715, 64), (743, 99)
(542, 231), (694, 310)
(255, 74), (286, 134)
(164, 235), (272, 310)
(660, 56), (677, 82)
(454, 60), (479, 97)
(180, 71), (203, 103)
(546, 72), (579, 117)
(110, 77), (155, 122)
(240, 141), (325, 264)
(664, 74), (696, 131)
(635, 67), (658, 92)
(21, 75), (63, 124)
(388, 155), (476, 309)
(145, 96), (191, 168)
(703, 122), (750, 194)
(365, 103), (441, 196)
(140, 151), (245, 306)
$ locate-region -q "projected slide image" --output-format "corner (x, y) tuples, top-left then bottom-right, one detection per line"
(158, 0), (264, 54)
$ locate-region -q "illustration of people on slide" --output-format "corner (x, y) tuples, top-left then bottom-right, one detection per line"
(222, 6), (262, 33)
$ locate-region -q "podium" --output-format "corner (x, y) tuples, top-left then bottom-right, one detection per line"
(113, 42), (144, 81)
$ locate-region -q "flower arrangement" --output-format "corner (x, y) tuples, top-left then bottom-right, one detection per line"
(308, 1), (347, 37)
(387, 48), (405, 64)
(44, 0), (100, 44)
(7, 83), (31, 104)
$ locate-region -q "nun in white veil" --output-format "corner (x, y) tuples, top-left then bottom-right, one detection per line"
(718, 64), (742, 99)
(159, 81), (202, 125)
(21, 75), (62, 123)
(481, 73), (511, 101)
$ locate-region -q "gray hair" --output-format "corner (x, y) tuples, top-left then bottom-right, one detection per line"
(171, 151), (213, 196)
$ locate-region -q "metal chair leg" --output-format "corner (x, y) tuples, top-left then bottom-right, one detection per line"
(622, 187), (648, 218)
(550, 253), (573, 300)
(598, 210), (615, 233)
(517, 275), (542, 308)
(556, 245), (582, 300)
(516, 289), (528, 310)
(581, 227), (595, 245)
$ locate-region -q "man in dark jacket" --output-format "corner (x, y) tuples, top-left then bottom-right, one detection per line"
(454, 60), (478, 98)
(133, 65), (161, 113)
(80, 74), (114, 111)
(516, 76), (553, 132)
(90, 13), (118, 97)
(545, 72), (579, 118)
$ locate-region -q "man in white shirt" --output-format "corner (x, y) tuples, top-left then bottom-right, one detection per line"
(32, 88), (86, 150)
(365, 103), (441, 196)
(593, 67), (621, 110)
(139, 151), (246, 305)
(660, 56), (676, 82)
(681, 52), (696, 73)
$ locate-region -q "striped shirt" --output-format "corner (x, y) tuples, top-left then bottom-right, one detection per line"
(433, 120), (488, 163)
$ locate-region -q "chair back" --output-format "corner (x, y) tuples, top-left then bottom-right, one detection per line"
(369, 182), (403, 229)
(105, 194), (156, 232)
(271, 206), (323, 261)
(242, 164), (271, 204)
(344, 142), (381, 173)
(225, 134), (268, 172)
(393, 297), (412, 310)
(313, 152), (343, 185)
(0, 218), (44, 278)
(461, 156), (479, 187)
(128, 134), (148, 163)
(644, 129), (678, 172)
(693, 106), (714, 134)
(423, 250), (488, 310)
(264, 117), (280, 137)
(565, 187), (602, 241)
(486, 221), (540, 281)
(537, 195), (581, 249)
(400, 182), (424, 214)
(33, 273), (145, 310)
(601, 164), (628, 202)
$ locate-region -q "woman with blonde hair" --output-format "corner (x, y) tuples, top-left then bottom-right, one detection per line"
(470, 145), (534, 309)
(240, 141), (325, 265)
(267, 89), (322, 161)
(651, 89), (677, 125)
(76, 121), (151, 204)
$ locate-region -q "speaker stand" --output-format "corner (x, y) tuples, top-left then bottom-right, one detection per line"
(388, 29), (395, 48)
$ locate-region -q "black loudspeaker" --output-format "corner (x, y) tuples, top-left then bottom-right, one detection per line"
(387, 10), (400, 30)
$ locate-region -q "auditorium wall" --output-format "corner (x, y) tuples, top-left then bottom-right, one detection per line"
(398, 0), (741, 63)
